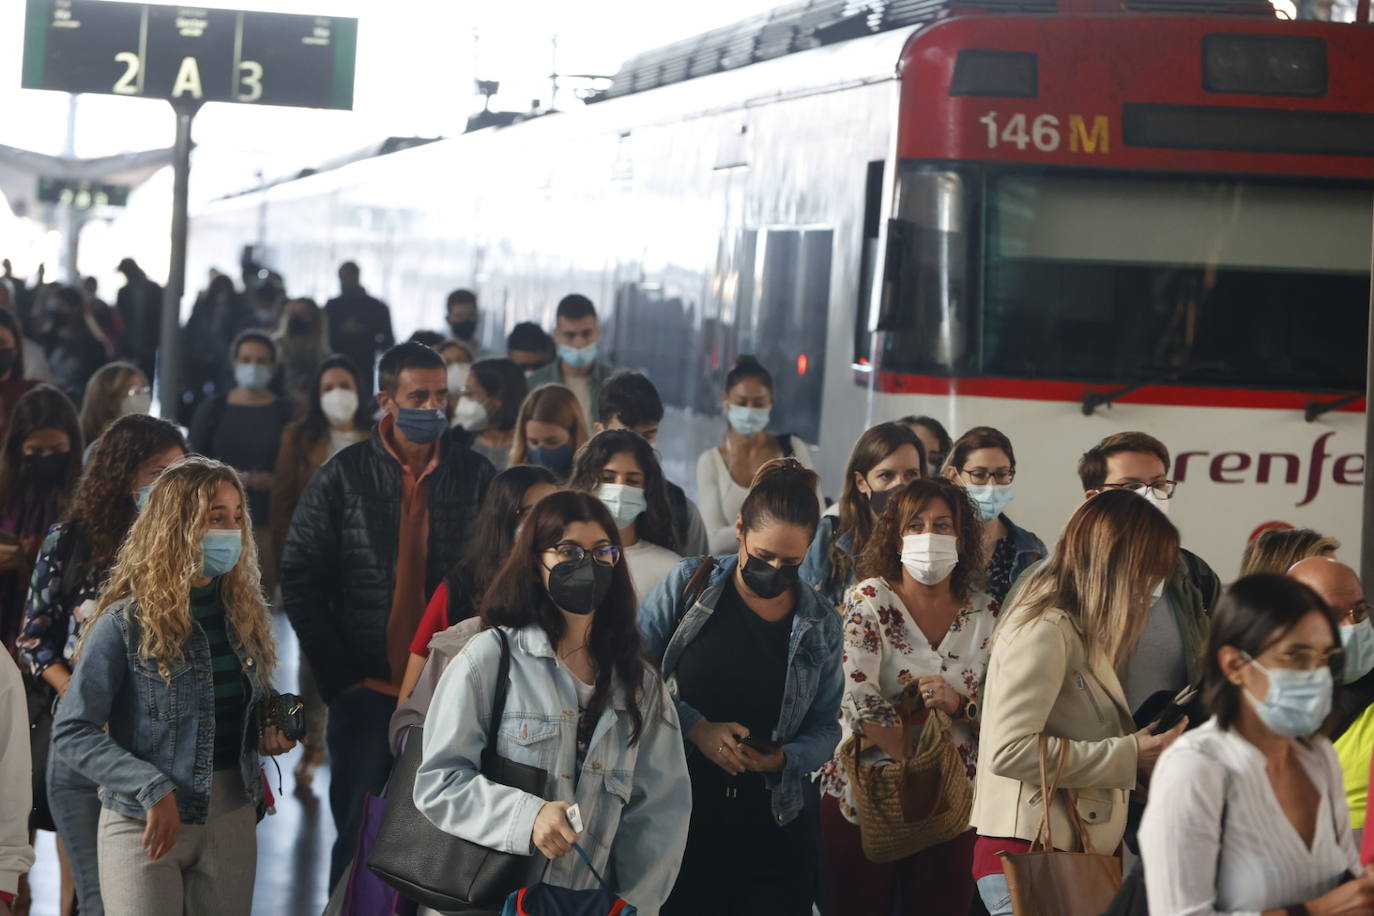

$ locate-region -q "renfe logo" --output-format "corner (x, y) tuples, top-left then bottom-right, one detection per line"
(1175, 432), (1364, 507)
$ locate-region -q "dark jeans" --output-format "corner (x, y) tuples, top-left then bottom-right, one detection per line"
(326, 686), (397, 887)
(49, 736), (105, 915)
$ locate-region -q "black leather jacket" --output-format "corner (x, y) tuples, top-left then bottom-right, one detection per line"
(281, 430), (494, 701)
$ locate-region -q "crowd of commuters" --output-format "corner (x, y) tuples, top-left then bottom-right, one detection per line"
(4, 256), (1374, 916)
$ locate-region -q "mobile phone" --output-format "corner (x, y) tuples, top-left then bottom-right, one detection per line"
(1150, 685), (1197, 735)
(739, 735), (780, 754)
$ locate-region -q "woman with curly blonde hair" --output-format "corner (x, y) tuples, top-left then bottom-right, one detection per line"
(52, 456), (294, 915)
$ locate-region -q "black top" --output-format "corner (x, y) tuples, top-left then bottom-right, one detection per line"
(324, 291), (394, 393)
(189, 395), (293, 524)
(675, 576), (791, 749)
(190, 582), (246, 772)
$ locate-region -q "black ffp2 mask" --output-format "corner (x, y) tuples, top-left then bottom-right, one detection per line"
(547, 555), (613, 615)
(450, 319), (477, 340)
(740, 553), (800, 600)
(867, 487), (896, 518)
(25, 452), (69, 490)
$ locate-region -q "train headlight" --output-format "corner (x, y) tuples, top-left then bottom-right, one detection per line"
(1203, 34), (1326, 97)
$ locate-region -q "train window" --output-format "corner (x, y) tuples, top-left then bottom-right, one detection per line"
(981, 172), (1370, 391)
(853, 160), (884, 370)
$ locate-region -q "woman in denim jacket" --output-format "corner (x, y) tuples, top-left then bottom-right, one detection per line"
(52, 457), (295, 916)
(639, 458), (844, 916)
(415, 490), (690, 916)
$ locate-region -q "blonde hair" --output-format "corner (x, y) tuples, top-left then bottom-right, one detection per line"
(85, 455), (276, 679)
(509, 383), (591, 466)
(1239, 528), (1340, 578)
(1005, 490), (1179, 669)
(78, 361), (143, 444)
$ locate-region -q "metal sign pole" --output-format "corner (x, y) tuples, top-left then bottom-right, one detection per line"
(158, 99), (200, 419)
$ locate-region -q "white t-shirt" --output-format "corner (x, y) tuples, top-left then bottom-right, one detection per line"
(562, 371), (593, 424)
(695, 436), (823, 554)
(622, 539), (682, 601)
(328, 428), (366, 458)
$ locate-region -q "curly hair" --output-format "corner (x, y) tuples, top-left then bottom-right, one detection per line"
(0, 384), (83, 512)
(64, 414), (186, 570)
(855, 477), (986, 605)
(86, 456), (276, 680)
(568, 429), (678, 552)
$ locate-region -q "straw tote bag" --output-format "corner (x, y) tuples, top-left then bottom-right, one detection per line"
(998, 737), (1123, 916)
(839, 708), (973, 863)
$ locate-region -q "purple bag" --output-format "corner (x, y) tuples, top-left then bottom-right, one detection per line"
(337, 793), (416, 916)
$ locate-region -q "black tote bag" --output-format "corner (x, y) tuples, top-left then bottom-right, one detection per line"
(368, 627), (549, 912)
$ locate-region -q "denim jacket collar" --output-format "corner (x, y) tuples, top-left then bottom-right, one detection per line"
(513, 624), (633, 711)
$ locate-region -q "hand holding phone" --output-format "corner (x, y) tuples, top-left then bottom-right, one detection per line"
(1150, 685), (1197, 735)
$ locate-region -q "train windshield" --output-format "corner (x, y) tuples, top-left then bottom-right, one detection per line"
(878, 164), (1372, 393)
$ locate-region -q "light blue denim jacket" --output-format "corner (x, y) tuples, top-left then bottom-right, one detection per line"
(638, 554), (844, 826)
(799, 514), (854, 608)
(50, 597), (270, 824)
(414, 625), (690, 916)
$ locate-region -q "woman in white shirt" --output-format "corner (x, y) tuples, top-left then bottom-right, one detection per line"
(817, 477), (994, 916)
(570, 429), (682, 599)
(1140, 573), (1374, 915)
(696, 357), (819, 553)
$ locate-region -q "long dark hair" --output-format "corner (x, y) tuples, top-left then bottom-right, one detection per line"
(1202, 574), (1341, 731)
(0, 384), (83, 510)
(832, 423), (925, 590)
(856, 477), (985, 605)
(459, 464), (559, 594)
(0, 309), (27, 379)
(470, 358), (527, 432)
(64, 414), (186, 570)
(567, 429), (678, 552)
(297, 354), (370, 443)
(480, 490), (646, 744)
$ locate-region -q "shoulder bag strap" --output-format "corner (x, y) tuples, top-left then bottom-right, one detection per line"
(483, 628), (514, 758)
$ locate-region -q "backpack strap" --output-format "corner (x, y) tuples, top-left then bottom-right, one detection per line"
(480, 628), (515, 771)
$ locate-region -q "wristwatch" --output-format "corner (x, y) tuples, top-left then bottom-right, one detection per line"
(958, 695), (979, 722)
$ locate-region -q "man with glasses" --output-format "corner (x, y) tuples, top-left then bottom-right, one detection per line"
(1077, 431), (1221, 715)
(1289, 556), (1374, 842)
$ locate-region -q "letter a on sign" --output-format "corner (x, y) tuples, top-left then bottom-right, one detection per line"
(172, 57), (204, 99)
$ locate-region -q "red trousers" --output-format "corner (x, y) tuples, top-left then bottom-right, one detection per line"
(820, 794), (977, 916)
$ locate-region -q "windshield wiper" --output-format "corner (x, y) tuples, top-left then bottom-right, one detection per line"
(1305, 392), (1363, 423)
(1081, 371), (1181, 417)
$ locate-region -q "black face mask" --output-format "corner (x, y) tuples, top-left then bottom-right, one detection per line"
(547, 555), (614, 615)
(867, 487), (896, 518)
(740, 552), (800, 600)
(25, 452), (68, 489)
(450, 319), (477, 340)
(0, 348), (15, 377)
(287, 316), (313, 335)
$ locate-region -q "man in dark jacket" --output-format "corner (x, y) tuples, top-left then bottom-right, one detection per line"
(324, 261), (393, 399)
(115, 258), (162, 383)
(281, 341), (494, 884)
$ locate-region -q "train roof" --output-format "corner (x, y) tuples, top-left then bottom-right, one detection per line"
(591, 0), (1278, 103)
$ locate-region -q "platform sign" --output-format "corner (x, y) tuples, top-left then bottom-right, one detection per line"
(37, 178), (132, 208)
(21, 0), (357, 110)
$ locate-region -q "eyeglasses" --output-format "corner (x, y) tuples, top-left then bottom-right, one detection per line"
(543, 543), (621, 567)
(960, 468), (1014, 486)
(1100, 480), (1178, 500)
(1340, 601), (1370, 626)
(1243, 647), (1344, 672)
(126, 385), (152, 398)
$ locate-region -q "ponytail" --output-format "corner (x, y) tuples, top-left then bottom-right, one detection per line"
(739, 457), (820, 536)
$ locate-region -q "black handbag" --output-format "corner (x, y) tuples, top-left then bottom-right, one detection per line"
(368, 627), (548, 912)
(27, 675), (56, 833)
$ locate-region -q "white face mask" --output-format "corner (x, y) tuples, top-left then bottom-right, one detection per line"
(119, 391), (152, 417)
(320, 387), (358, 425)
(597, 483), (647, 531)
(1135, 484), (1171, 517)
(900, 532), (959, 586)
(1341, 617), (1374, 685)
(452, 396), (488, 432)
(446, 362), (470, 394)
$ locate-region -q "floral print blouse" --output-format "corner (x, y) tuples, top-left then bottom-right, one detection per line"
(18, 524), (102, 676)
(818, 576), (999, 824)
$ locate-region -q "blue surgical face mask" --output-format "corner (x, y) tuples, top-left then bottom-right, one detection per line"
(234, 362), (272, 390)
(1340, 618), (1374, 685)
(558, 341), (598, 369)
(964, 483), (1014, 522)
(135, 484), (153, 512)
(201, 529), (244, 579)
(1242, 653), (1333, 738)
(530, 443), (573, 474)
(597, 482), (647, 530)
(727, 404), (770, 437)
(395, 407), (448, 446)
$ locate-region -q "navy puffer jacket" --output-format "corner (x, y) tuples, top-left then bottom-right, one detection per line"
(281, 430), (494, 701)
